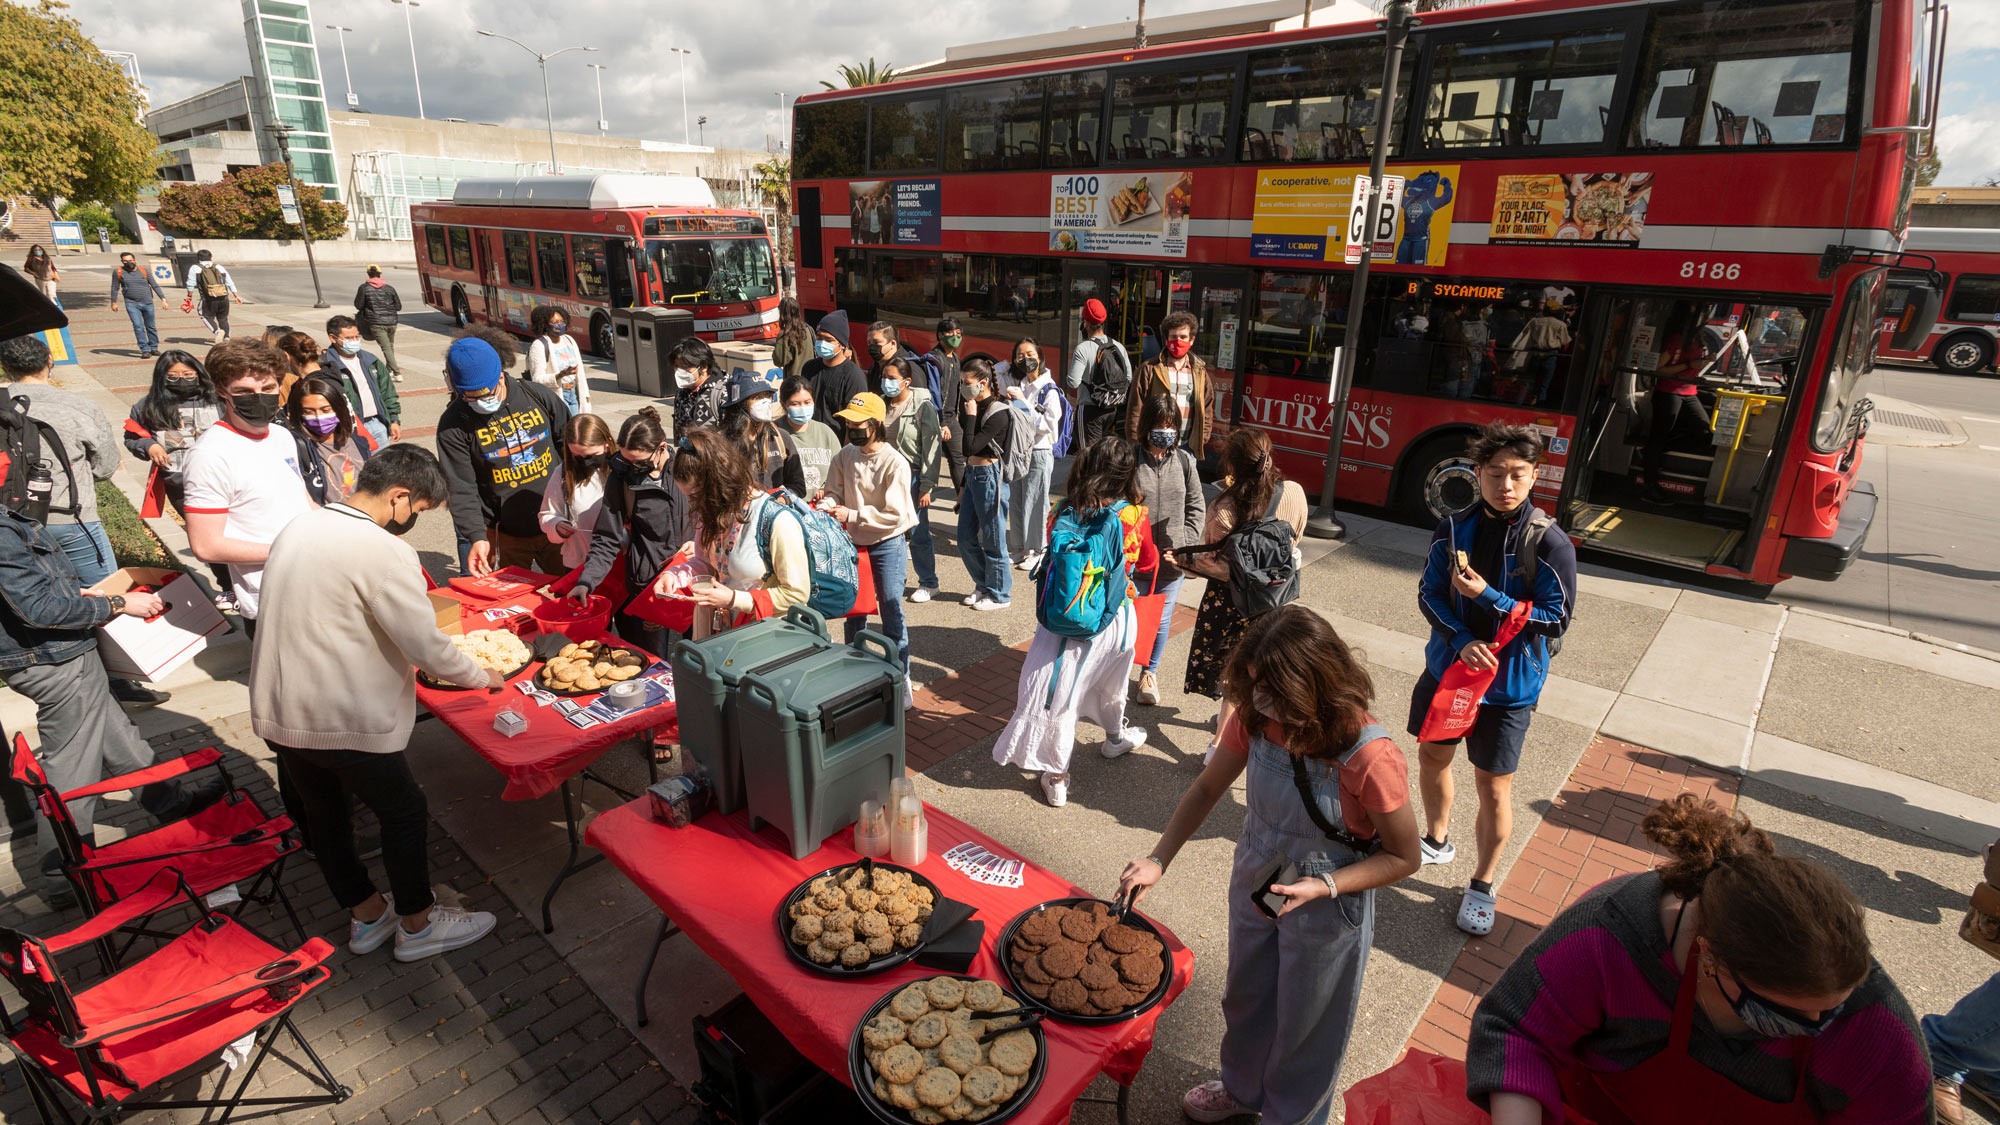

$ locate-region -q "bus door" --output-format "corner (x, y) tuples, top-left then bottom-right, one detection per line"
(606, 238), (638, 308)
(475, 231), (502, 323)
(1566, 291), (1808, 573)
(1190, 269), (1249, 439)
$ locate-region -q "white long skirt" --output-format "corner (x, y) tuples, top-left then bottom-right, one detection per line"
(991, 603), (1138, 776)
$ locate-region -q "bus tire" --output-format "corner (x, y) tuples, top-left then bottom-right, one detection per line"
(591, 313), (614, 359)
(1398, 433), (1481, 525)
(1932, 333), (1993, 375)
(451, 287), (471, 328)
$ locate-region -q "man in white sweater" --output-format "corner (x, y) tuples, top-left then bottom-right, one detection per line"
(251, 445), (504, 963)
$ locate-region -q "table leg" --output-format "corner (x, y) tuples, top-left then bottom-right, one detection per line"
(1076, 1079), (1132, 1124)
(633, 911), (682, 1028)
(540, 775), (591, 934)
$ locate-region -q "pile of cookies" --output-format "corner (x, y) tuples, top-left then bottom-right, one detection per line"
(537, 638), (643, 692)
(789, 865), (936, 968)
(859, 976), (1037, 1123)
(1005, 901), (1165, 1017)
(428, 629), (531, 687)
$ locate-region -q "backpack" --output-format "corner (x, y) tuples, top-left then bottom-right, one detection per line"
(1511, 505), (1562, 658)
(753, 488), (859, 620)
(910, 350), (944, 406)
(1034, 501), (1129, 639)
(1084, 337), (1133, 409)
(1037, 382), (1076, 459)
(997, 401), (1037, 483)
(0, 385), (80, 524)
(1183, 487), (1299, 619)
(199, 264), (229, 299)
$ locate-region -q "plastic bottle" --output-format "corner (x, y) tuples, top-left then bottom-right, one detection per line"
(890, 795), (927, 866)
(854, 799), (890, 858)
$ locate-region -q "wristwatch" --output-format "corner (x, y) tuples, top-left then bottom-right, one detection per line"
(1319, 872), (1339, 897)
(104, 594), (126, 616)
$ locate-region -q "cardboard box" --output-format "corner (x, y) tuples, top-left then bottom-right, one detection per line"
(711, 341), (776, 383)
(427, 590), (465, 636)
(91, 567), (231, 682)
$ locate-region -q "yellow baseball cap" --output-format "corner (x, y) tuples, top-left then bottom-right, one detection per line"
(835, 392), (887, 425)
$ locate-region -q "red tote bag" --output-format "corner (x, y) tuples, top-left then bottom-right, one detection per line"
(1417, 601), (1532, 743)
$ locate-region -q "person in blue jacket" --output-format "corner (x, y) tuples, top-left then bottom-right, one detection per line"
(1408, 421), (1574, 938)
(1394, 170), (1454, 265)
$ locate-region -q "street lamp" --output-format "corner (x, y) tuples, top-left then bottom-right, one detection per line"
(586, 62), (609, 135)
(697, 115), (707, 145)
(324, 25), (358, 108)
(265, 123), (328, 309)
(388, 0), (424, 118)
(670, 47), (693, 144)
(477, 31), (597, 172)
(775, 91), (787, 150)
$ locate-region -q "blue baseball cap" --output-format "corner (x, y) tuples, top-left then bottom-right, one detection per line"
(445, 337), (503, 393)
(723, 367), (781, 409)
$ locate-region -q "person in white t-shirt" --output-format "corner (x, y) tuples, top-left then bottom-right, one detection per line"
(182, 338), (317, 633)
(1003, 338), (1064, 572)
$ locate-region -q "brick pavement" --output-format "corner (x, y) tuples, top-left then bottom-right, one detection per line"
(0, 716), (695, 1125)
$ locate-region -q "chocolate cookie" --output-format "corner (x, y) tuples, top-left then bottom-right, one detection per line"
(1059, 909), (1107, 943)
(1117, 951), (1163, 986)
(1086, 944), (1119, 967)
(1018, 977), (1052, 1000)
(1017, 911), (1062, 947)
(1048, 978), (1090, 1013)
(1016, 952), (1056, 985)
(1076, 961), (1121, 991)
(1038, 941), (1086, 980)
(1099, 922), (1147, 954)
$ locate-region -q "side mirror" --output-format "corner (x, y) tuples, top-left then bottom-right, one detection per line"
(1890, 281), (1943, 352)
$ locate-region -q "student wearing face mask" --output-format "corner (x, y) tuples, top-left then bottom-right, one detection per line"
(877, 356), (942, 603)
(819, 392), (919, 705)
(353, 265), (404, 381)
(322, 314), (401, 452)
(123, 350), (233, 604)
(538, 414), (615, 573)
(1126, 311), (1210, 457)
(956, 358), (1015, 610)
(929, 316), (966, 492)
(721, 369), (804, 494)
(572, 407), (690, 662)
(659, 428), (811, 640)
(1466, 794), (1930, 1125)
(668, 336), (728, 435)
(1004, 338), (1063, 572)
(285, 374), (370, 505)
(527, 304), (590, 415)
(108, 250), (166, 356)
(252, 445), (504, 964)
(802, 310), (866, 428)
(1118, 605), (1419, 1125)
(434, 334), (571, 576)
(772, 297), (815, 384)
(779, 375), (841, 495)
(1130, 394), (1204, 707)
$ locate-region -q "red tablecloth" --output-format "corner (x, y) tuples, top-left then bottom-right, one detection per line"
(415, 649), (677, 801)
(585, 800), (1195, 1122)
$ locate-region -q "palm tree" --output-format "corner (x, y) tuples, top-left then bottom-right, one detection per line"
(753, 156), (792, 263)
(822, 59), (897, 90)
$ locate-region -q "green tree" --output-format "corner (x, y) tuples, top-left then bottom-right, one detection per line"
(0, 1), (159, 218)
(753, 156), (792, 264)
(1914, 150), (1942, 188)
(156, 163), (348, 240)
(822, 59), (897, 90)
(59, 200), (128, 241)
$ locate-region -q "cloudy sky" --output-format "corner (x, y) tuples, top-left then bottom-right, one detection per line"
(66, 0), (2000, 182)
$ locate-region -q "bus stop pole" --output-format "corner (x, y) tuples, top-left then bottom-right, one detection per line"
(1306, 0), (1415, 541)
(267, 124), (329, 310)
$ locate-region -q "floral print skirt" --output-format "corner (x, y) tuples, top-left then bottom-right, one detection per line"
(1183, 580), (1247, 700)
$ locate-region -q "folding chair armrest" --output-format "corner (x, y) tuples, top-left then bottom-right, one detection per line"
(41, 871), (201, 954)
(63, 937), (335, 1048)
(59, 747), (224, 801)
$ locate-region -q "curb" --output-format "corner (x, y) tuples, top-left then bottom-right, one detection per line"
(1788, 605), (2000, 665)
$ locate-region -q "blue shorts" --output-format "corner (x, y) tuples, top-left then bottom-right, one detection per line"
(1406, 671), (1534, 776)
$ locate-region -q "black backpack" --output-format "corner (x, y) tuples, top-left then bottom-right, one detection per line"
(1511, 505), (1561, 658)
(1184, 487), (1299, 618)
(0, 384), (79, 523)
(1084, 336), (1132, 408)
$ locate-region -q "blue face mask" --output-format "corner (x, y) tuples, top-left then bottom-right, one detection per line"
(338, 338), (362, 356)
(880, 378), (903, 399)
(786, 405), (814, 425)
(466, 391), (502, 415)
(815, 339), (840, 361)
(1148, 429), (1177, 449)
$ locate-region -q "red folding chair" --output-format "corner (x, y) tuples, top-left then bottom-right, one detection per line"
(0, 869), (348, 1123)
(8, 734), (305, 966)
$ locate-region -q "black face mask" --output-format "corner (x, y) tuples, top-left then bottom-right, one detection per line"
(575, 453), (608, 475)
(229, 391), (282, 425)
(846, 428), (869, 446)
(166, 377), (203, 398)
(384, 496), (418, 537)
(611, 453), (654, 484)
(121, 262), (136, 272)
(1017, 356), (1040, 375)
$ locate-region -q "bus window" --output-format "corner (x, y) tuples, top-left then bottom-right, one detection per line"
(870, 96), (940, 174)
(649, 237), (778, 305)
(835, 247), (874, 321)
(1046, 71), (1106, 169)
(447, 227), (473, 271)
(870, 253), (941, 311)
(946, 79), (1047, 172)
(942, 254), (1061, 348)
(1365, 280), (1578, 407)
(1245, 271), (1349, 384)
(1242, 40), (1409, 164)
(423, 224), (448, 267)
(1946, 275), (2000, 323)
(503, 231), (534, 287)
(534, 234), (569, 295)
(1109, 65), (1237, 163)
(1423, 26), (1625, 150)
(573, 235), (610, 301)
(1103, 266), (1184, 366)
(1628, 0), (1858, 149)
(795, 98), (866, 180)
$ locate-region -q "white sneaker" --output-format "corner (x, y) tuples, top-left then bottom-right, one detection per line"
(347, 896), (397, 955)
(1101, 727), (1147, 759)
(904, 681), (915, 711)
(1016, 551), (1043, 572)
(1182, 1079), (1257, 1123)
(1456, 886), (1498, 937)
(1039, 772), (1069, 808)
(962, 591), (985, 607)
(908, 587), (935, 603)
(970, 596), (1010, 613)
(393, 905), (498, 962)
(1420, 836), (1457, 866)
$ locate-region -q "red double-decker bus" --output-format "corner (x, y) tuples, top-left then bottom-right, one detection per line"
(411, 174), (781, 358)
(789, 0), (1946, 586)
(1878, 227), (2000, 374)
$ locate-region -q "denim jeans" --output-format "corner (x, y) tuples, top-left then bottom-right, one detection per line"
(123, 301), (158, 352)
(1143, 574), (1183, 673)
(845, 535), (910, 672)
(1009, 448), (1053, 557)
(362, 417), (391, 453)
(1926, 970), (2000, 1091)
(47, 521), (114, 587)
(957, 463), (1011, 603)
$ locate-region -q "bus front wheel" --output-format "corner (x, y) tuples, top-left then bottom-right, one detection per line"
(592, 314), (614, 359)
(1398, 434), (1481, 524)
(451, 288), (471, 328)
(1933, 333), (1994, 375)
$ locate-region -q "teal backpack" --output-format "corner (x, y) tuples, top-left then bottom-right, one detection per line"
(753, 489), (859, 620)
(1034, 501), (1129, 639)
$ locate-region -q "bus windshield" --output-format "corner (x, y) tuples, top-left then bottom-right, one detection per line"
(647, 237), (778, 305)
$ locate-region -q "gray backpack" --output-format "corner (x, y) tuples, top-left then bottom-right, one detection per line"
(998, 402), (1037, 483)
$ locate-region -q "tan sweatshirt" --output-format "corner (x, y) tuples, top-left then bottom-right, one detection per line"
(250, 504), (486, 753)
(824, 442), (917, 546)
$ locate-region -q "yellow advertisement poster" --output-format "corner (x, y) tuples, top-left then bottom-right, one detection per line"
(1249, 164), (1459, 267)
(1490, 172), (1652, 246)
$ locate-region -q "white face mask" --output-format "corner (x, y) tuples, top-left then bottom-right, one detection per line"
(749, 400), (779, 423)
(674, 367), (701, 390)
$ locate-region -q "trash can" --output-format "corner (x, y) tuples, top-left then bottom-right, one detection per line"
(629, 307), (696, 398)
(737, 629), (905, 860)
(610, 307), (642, 393)
(672, 604), (831, 815)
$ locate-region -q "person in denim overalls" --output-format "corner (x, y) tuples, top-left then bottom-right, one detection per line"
(1121, 605), (1422, 1125)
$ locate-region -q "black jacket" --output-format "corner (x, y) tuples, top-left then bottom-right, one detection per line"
(804, 357), (867, 428)
(435, 376), (571, 541)
(578, 471), (690, 597)
(354, 281), (402, 329)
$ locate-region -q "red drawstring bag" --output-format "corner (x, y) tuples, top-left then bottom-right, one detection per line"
(1343, 1052), (1494, 1125)
(1417, 601), (1532, 742)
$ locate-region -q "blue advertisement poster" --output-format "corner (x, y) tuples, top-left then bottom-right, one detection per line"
(850, 179), (942, 247)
